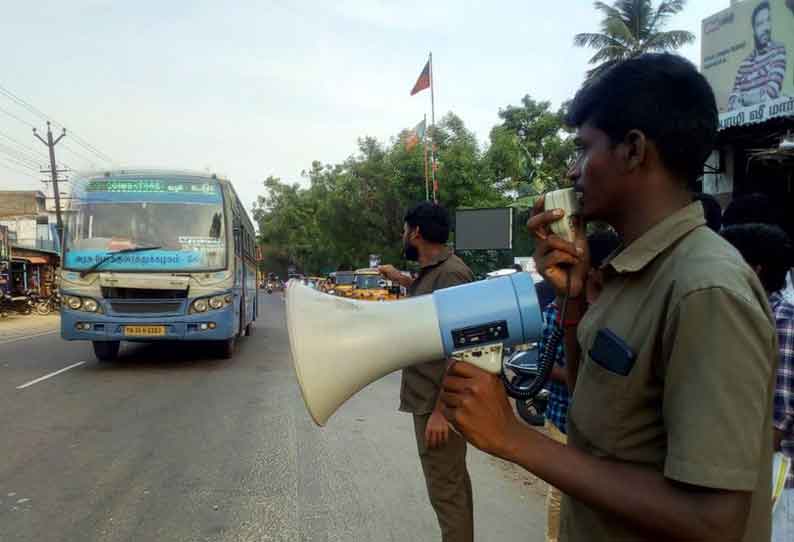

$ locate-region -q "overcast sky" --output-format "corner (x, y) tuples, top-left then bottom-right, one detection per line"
(0, 0), (730, 215)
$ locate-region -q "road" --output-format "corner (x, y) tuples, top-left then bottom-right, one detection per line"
(0, 293), (545, 541)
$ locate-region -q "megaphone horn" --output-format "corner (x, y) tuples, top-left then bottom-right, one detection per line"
(286, 273), (545, 426)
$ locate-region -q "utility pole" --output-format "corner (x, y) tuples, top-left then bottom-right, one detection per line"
(33, 122), (66, 250)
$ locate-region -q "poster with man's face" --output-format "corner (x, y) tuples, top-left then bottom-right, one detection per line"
(701, 0), (794, 127)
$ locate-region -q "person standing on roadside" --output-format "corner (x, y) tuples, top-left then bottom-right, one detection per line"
(439, 54), (777, 541)
(540, 230), (618, 542)
(722, 223), (794, 542)
(378, 201), (475, 542)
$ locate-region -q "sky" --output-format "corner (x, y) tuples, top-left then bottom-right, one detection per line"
(0, 0), (731, 217)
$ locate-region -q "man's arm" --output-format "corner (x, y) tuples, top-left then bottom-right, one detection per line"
(441, 364), (752, 541)
(377, 265), (413, 288)
(505, 421), (751, 540)
(761, 48), (786, 101)
(442, 286), (774, 541)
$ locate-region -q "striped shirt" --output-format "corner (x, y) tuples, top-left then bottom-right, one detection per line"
(770, 291), (794, 488)
(540, 302), (569, 434)
(728, 41), (786, 110)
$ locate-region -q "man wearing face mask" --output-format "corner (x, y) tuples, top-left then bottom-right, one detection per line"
(378, 201), (475, 542)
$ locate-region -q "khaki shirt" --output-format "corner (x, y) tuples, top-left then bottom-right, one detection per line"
(561, 203), (776, 542)
(399, 247), (474, 414)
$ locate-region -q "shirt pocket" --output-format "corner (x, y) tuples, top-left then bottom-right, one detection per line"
(568, 354), (632, 456)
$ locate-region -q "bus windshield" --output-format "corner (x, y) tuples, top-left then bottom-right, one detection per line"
(64, 177), (227, 272)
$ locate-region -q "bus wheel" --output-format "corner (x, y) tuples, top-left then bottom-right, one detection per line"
(244, 323), (253, 337)
(93, 341), (120, 362)
(218, 337), (236, 359)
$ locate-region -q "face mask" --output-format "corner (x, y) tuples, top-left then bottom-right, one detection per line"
(403, 238), (419, 261)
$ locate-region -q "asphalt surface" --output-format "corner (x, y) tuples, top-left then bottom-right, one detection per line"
(0, 293), (545, 541)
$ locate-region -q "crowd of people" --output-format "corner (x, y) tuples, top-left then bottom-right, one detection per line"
(372, 53), (793, 542)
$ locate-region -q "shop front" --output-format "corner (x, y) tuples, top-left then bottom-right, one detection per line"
(701, 0), (794, 228)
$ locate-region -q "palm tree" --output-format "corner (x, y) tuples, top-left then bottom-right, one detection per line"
(574, 0), (695, 80)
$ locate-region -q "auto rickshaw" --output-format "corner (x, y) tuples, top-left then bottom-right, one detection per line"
(328, 270), (355, 297)
(350, 268), (400, 301)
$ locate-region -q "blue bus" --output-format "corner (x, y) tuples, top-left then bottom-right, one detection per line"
(60, 170), (257, 361)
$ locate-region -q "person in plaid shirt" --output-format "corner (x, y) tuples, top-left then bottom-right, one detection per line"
(722, 223), (794, 541)
(540, 230), (618, 542)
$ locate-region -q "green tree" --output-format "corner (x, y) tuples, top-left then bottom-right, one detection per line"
(574, 0), (694, 80)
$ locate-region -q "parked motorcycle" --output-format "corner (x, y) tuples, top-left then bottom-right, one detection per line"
(35, 290), (61, 315)
(0, 292), (32, 316)
(503, 346), (549, 427)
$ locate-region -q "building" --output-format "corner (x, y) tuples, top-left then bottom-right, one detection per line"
(700, 0), (794, 233)
(0, 190), (61, 296)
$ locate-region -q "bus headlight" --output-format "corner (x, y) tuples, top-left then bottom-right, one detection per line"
(83, 299), (99, 312)
(224, 294), (233, 304)
(192, 299), (208, 313)
(66, 296), (83, 310)
(209, 295), (225, 310)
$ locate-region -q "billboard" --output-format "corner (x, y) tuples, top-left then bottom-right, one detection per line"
(701, 0), (794, 129)
(455, 208), (512, 251)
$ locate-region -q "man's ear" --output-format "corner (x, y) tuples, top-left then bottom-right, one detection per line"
(622, 129), (648, 172)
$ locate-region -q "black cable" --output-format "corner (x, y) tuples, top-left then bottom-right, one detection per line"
(502, 271), (571, 401)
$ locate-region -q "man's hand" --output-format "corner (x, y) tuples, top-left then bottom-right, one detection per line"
(378, 264), (412, 288)
(377, 264), (402, 282)
(440, 361), (523, 459)
(527, 195), (589, 299)
(424, 408), (450, 450)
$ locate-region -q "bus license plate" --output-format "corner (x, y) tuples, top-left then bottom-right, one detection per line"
(124, 325), (166, 337)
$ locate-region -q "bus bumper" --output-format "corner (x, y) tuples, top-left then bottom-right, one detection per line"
(60, 307), (237, 342)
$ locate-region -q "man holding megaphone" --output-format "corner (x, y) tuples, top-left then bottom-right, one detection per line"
(441, 54), (777, 542)
(379, 201), (476, 542)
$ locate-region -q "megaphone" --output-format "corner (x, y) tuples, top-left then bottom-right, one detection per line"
(286, 272), (545, 426)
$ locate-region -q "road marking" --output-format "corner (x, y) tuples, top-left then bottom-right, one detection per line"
(0, 329), (58, 346)
(16, 361), (86, 390)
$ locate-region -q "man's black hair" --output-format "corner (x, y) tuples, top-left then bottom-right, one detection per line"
(722, 192), (784, 230)
(692, 193), (723, 232)
(722, 223), (793, 292)
(566, 53), (718, 184)
(404, 201), (450, 244)
(752, 1), (770, 27)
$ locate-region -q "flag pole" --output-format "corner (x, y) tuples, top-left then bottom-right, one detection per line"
(423, 113), (429, 201)
(429, 51), (437, 203)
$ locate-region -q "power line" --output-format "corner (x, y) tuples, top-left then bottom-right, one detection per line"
(0, 144), (41, 168)
(0, 104), (35, 128)
(0, 161), (38, 179)
(0, 153), (38, 173)
(0, 139), (47, 166)
(0, 83), (115, 165)
(0, 129), (51, 163)
(60, 142), (99, 168)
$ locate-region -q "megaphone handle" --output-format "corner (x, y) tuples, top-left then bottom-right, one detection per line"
(450, 344), (503, 374)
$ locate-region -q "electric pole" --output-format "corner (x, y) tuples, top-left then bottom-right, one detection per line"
(33, 122), (66, 250)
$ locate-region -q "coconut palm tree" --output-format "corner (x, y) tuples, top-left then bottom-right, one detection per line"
(575, 0), (695, 80)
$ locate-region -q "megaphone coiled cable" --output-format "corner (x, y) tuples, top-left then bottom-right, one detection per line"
(502, 271), (571, 401)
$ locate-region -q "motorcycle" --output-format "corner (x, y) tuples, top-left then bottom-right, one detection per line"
(503, 345), (549, 427)
(35, 290), (61, 315)
(0, 291), (33, 316)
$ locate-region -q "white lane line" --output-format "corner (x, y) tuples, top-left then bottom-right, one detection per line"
(16, 361), (86, 390)
(0, 330), (58, 346)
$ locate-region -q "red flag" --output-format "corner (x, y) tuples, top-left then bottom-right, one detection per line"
(410, 61), (430, 96)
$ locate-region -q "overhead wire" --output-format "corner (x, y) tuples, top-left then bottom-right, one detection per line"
(0, 143), (41, 168)
(0, 151), (39, 172)
(0, 129), (51, 163)
(0, 83), (115, 165)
